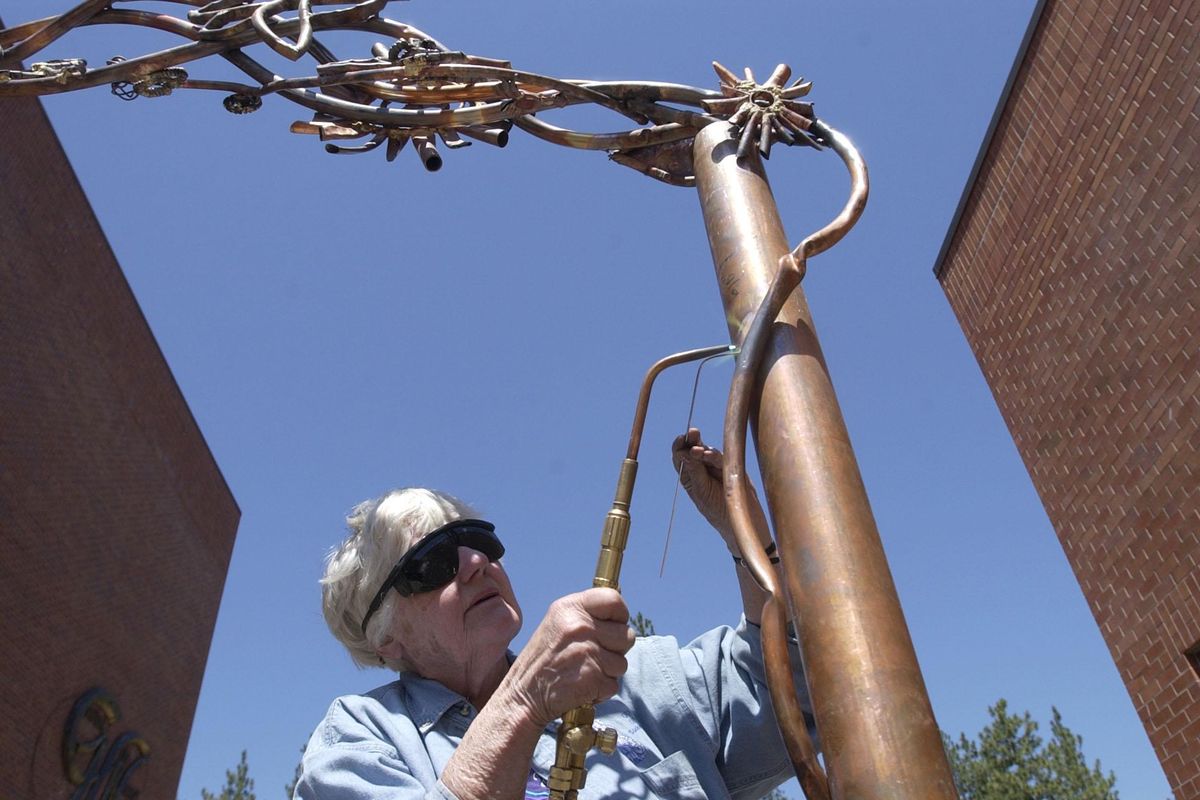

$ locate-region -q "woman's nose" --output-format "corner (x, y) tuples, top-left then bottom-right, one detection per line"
(457, 546), (489, 582)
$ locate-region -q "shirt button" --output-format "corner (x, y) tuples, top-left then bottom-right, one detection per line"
(460, 705), (470, 716)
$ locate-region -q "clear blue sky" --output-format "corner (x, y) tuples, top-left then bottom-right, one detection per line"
(9, 1), (1174, 798)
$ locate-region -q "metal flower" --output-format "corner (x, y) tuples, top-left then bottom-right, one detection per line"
(702, 62), (820, 160)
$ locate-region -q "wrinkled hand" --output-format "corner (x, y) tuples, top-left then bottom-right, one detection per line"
(672, 428), (735, 538)
(672, 427), (768, 554)
(499, 588), (635, 729)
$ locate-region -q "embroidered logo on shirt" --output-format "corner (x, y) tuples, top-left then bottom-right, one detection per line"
(525, 770), (550, 800)
(618, 739), (647, 764)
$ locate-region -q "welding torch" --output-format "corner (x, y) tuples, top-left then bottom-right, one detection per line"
(546, 343), (736, 800)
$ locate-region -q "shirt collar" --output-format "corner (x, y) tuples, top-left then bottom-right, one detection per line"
(395, 650), (519, 734)
(397, 671), (466, 733)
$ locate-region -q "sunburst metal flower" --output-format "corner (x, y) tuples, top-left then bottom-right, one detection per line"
(702, 62), (820, 160)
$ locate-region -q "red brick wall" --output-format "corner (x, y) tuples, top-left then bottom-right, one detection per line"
(0, 94), (240, 799)
(936, 0), (1199, 796)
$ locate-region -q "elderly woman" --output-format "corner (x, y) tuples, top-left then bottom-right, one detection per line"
(295, 430), (810, 799)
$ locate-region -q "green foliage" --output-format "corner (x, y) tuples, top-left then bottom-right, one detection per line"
(943, 699), (1118, 800)
(630, 611), (656, 637)
(200, 750), (256, 800)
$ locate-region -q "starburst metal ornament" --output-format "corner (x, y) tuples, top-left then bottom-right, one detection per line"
(703, 62), (823, 160)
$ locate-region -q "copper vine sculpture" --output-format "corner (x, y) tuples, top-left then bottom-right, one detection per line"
(1, 5), (960, 800)
(0, 0), (825, 184)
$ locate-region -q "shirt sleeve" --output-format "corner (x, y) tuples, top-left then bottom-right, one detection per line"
(676, 616), (816, 800)
(293, 699), (459, 800)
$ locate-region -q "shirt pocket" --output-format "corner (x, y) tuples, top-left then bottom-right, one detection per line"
(636, 751), (707, 800)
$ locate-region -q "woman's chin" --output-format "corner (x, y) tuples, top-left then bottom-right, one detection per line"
(469, 601), (521, 645)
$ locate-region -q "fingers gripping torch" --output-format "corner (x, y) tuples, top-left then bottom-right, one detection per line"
(546, 343), (736, 800)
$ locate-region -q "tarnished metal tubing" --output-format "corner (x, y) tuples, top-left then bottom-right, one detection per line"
(568, 80), (722, 106)
(720, 252), (826, 800)
(791, 120), (868, 262)
(0, 7), (430, 97)
(625, 344), (735, 460)
(512, 116), (697, 153)
(251, 0), (313, 61)
(761, 593), (828, 800)
(0, 0), (109, 67)
(693, 121), (958, 800)
(412, 135), (441, 171)
(457, 124), (510, 148)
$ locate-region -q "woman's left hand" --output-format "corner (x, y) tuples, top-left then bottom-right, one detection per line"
(672, 428), (737, 547)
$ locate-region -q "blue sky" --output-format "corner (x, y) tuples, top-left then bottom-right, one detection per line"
(7, 1), (1174, 797)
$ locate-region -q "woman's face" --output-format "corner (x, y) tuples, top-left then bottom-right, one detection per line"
(379, 542), (522, 692)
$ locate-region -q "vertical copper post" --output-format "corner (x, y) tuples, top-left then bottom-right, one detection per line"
(693, 121), (957, 799)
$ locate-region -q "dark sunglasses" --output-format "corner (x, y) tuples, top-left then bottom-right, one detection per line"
(360, 519), (505, 633)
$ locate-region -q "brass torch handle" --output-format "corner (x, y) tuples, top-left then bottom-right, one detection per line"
(592, 459), (636, 590)
(549, 459), (634, 800)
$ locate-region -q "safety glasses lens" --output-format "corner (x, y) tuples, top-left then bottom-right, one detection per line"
(457, 530), (505, 561)
(405, 539), (458, 591)
(397, 522), (504, 595)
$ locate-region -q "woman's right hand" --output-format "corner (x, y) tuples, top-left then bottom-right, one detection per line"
(498, 587), (636, 729)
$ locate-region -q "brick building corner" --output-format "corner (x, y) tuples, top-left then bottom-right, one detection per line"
(935, 1), (1199, 795)
(0, 93), (241, 798)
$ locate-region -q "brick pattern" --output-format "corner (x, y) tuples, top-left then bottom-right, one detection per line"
(0, 96), (240, 799)
(937, 0), (1200, 796)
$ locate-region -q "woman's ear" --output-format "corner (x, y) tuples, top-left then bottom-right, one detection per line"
(376, 634), (405, 666)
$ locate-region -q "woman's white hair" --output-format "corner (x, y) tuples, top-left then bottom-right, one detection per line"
(321, 487), (477, 670)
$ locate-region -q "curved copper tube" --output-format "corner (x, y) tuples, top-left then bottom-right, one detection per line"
(567, 80), (721, 105)
(0, 7), (712, 157)
(513, 116), (697, 153)
(412, 134), (441, 171)
(182, 78), (264, 95)
(719, 120), (867, 800)
(787, 121), (868, 262)
(721, 263), (827, 800)
(0, 0), (109, 67)
(722, 120), (867, 592)
(761, 595), (827, 800)
(0, 5), (718, 164)
(456, 124), (509, 148)
(607, 151), (695, 188)
(0, 7), (429, 96)
(625, 344), (734, 460)
(334, 80), (508, 104)
(251, 0), (314, 61)
(270, 64), (629, 118)
(0, 17), (48, 49)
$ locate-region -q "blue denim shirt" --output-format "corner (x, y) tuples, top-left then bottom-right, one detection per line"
(295, 618), (812, 799)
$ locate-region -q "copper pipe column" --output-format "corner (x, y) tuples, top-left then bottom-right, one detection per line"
(693, 121), (957, 799)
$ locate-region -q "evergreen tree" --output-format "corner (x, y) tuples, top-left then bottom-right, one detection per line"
(943, 699), (1118, 800)
(200, 750), (256, 800)
(1040, 708), (1120, 800)
(630, 611), (656, 637)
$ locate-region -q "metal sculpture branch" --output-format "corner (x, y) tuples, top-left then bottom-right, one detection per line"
(0, 0), (825, 185)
